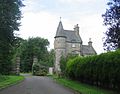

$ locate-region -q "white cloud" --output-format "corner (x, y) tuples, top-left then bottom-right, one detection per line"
(79, 14), (106, 54)
(19, 12), (106, 54)
(19, 11), (59, 49)
(57, 0), (97, 4)
(19, 0), (108, 54)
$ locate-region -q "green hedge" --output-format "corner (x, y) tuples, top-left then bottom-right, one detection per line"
(60, 54), (78, 77)
(66, 49), (120, 91)
(32, 64), (47, 76)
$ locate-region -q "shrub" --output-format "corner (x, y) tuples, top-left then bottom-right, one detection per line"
(60, 56), (66, 77)
(60, 54), (78, 77)
(32, 63), (40, 75)
(66, 49), (120, 91)
(32, 64), (47, 76)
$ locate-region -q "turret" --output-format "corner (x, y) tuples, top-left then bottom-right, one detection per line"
(55, 21), (65, 38)
(54, 21), (66, 75)
(54, 21), (66, 49)
(88, 38), (92, 47)
(74, 24), (79, 35)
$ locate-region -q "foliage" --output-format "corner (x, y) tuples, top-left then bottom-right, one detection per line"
(12, 37), (24, 69)
(66, 49), (120, 91)
(0, 75), (9, 82)
(55, 78), (116, 94)
(32, 49), (55, 76)
(102, 0), (120, 50)
(60, 56), (66, 77)
(60, 54), (78, 77)
(32, 63), (40, 75)
(47, 49), (55, 67)
(0, 0), (24, 74)
(32, 63), (47, 76)
(17, 37), (49, 72)
(0, 75), (24, 89)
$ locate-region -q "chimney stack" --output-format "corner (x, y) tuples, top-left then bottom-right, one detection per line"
(74, 24), (79, 35)
(88, 38), (92, 47)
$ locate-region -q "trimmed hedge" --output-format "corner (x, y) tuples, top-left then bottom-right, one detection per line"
(66, 49), (120, 91)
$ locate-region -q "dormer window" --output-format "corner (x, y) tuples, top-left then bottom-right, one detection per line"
(72, 44), (75, 48)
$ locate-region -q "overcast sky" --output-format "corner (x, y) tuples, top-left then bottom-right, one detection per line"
(19, 0), (108, 54)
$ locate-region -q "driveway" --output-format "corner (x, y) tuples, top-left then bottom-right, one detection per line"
(0, 74), (75, 94)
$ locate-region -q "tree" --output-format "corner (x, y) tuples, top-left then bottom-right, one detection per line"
(102, 0), (120, 51)
(47, 49), (55, 67)
(18, 37), (49, 72)
(0, 0), (24, 74)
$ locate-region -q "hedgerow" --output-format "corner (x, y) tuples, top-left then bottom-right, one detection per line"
(66, 49), (120, 91)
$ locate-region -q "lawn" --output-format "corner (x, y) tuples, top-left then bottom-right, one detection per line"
(0, 75), (24, 89)
(54, 77), (116, 94)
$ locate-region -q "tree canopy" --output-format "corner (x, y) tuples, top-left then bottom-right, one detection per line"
(16, 37), (51, 72)
(0, 0), (23, 74)
(102, 0), (120, 51)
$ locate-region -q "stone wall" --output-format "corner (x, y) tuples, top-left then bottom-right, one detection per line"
(12, 56), (20, 75)
(54, 49), (66, 73)
(66, 42), (81, 55)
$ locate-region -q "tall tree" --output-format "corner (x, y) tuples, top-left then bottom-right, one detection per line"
(0, 0), (23, 74)
(18, 37), (49, 72)
(102, 0), (120, 51)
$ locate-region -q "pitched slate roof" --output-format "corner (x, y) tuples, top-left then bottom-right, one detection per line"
(64, 30), (82, 43)
(82, 45), (96, 55)
(55, 21), (82, 43)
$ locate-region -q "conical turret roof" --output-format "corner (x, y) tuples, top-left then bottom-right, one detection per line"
(55, 21), (66, 38)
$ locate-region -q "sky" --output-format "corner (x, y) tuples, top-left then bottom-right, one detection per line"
(19, 0), (108, 54)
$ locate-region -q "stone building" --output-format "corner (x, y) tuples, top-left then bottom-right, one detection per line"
(54, 21), (96, 73)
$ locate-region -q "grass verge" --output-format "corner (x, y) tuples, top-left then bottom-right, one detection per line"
(54, 77), (116, 94)
(0, 75), (24, 89)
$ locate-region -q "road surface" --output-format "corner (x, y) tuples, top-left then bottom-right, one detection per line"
(0, 74), (75, 94)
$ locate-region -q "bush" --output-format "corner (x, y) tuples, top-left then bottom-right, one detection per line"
(60, 56), (66, 77)
(32, 64), (47, 76)
(66, 49), (120, 91)
(32, 63), (39, 75)
(60, 54), (78, 77)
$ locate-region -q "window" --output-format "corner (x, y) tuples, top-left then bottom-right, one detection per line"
(72, 44), (75, 47)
